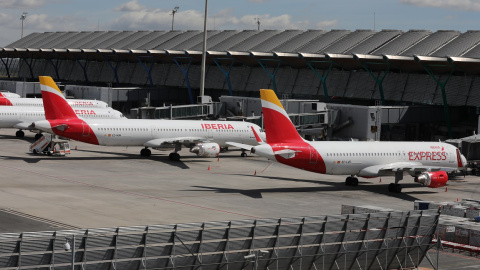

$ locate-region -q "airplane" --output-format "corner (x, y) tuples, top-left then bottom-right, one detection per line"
(32, 76), (265, 161)
(0, 93), (109, 108)
(227, 89), (467, 193)
(0, 105), (125, 139)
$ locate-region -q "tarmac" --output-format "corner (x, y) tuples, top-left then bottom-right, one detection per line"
(0, 129), (479, 268)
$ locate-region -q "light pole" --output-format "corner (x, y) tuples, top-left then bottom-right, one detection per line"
(171, 6), (179, 31)
(199, 0), (208, 99)
(254, 17), (260, 31)
(20, 12), (27, 38)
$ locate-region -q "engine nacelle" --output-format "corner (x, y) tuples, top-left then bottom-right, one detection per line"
(414, 171), (448, 188)
(190, 143), (220, 158)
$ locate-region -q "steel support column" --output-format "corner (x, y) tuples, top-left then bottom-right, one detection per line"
(212, 57), (235, 96)
(74, 56), (90, 84)
(0, 57), (11, 79)
(21, 56), (34, 79)
(418, 62), (455, 138)
(103, 55), (121, 86)
(358, 61), (390, 105)
(46, 55), (61, 80)
(306, 61), (333, 99)
(257, 59), (281, 94)
(172, 56), (194, 104)
(135, 55), (155, 87)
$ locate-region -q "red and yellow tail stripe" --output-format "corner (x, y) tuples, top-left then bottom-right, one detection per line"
(260, 89), (304, 144)
(39, 76), (78, 120)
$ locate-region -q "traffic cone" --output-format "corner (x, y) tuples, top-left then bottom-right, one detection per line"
(217, 157), (219, 162)
(208, 166), (210, 171)
(254, 170), (257, 176)
(75, 146), (77, 150)
(445, 186), (448, 192)
(457, 198), (459, 201)
(379, 178), (382, 183)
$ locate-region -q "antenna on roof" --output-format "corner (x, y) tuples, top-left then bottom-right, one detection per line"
(254, 17), (260, 31)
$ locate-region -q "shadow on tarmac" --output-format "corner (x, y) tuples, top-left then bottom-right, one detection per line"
(0, 147), (215, 169)
(188, 173), (438, 201)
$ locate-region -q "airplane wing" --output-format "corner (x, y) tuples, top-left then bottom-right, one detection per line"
(143, 137), (205, 148)
(13, 122), (33, 130)
(358, 161), (457, 177)
(226, 142), (254, 150)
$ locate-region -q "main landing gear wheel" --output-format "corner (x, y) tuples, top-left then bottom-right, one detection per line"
(140, 148), (151, 157)
(388, 183), (402, 193)
(169, 152), (180, 161)
(34, 133), (43, 140)
(16, 130), (24, 138)
(345, 176), (359, 186)
(241, 149), (247, 157)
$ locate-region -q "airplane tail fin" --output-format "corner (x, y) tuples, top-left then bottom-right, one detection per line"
(260, 89), (303, 144)
(39, 76), (78, 120)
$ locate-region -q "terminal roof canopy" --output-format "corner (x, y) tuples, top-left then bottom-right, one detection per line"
(3, 29), (480, 74)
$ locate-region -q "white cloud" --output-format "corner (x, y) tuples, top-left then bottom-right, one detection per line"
(0, 0), (47, 9)
(114, 0), (146, 12)
(108, 7), (317, 31)
(316, 20), (338, 30)
(400, 0), (480, 11)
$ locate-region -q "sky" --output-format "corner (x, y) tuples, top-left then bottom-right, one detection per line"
(1, 0), (480, 46)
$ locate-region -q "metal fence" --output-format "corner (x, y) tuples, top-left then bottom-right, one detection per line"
(0, 210), (439, 270)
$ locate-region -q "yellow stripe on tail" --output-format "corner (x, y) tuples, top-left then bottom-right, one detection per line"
(260, 89), (284, 109)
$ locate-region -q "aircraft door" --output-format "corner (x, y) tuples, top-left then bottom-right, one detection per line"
(309, 146), (318, 164)
(207, 129), (213, 139)
(82, 122), (90, 136)
(151, 126), (158, 137)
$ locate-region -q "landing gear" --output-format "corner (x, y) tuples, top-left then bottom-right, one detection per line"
(140, 148), (151, 157)
(169, 152), (180, 161)
(388, 170), (403, 193)
(388, 183), (402, 193)
(15, 130), (24, 138)
(34, 133), (43, 140)
(168, 144), (182, 161)
(345, 176), (359, 186)
(241, 149), (247, 157)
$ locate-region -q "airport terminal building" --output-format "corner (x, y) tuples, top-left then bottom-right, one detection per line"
(2, 29), (480, 139)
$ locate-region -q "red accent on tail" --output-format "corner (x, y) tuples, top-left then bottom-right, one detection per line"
(42, 91), (79, 120)
(39, 76), (78, 120)
(262, 108), (303, 144)
(456, 149), (463, 168)
(0, 97), (12, 106)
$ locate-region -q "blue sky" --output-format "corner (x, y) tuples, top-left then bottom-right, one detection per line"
(1, 0), (480, 46)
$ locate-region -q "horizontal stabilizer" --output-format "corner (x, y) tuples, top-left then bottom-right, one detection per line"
(274, 149), (300, 159)
(226, 142), (254, 150)
(52, 124), (68, 131)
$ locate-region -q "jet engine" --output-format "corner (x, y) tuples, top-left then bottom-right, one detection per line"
(190, 143), (220, 157)
(414, 171), (448, 188)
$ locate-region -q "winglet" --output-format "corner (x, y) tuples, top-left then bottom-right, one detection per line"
(260, 89), (303, 144)
(39, 76), (78, 120)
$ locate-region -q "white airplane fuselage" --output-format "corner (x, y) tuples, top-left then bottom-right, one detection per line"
(0, 106), (124, 129)
(0, 97), (108, 108)
(255, 140), (464, 176)
(35, 118), (264, 148)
